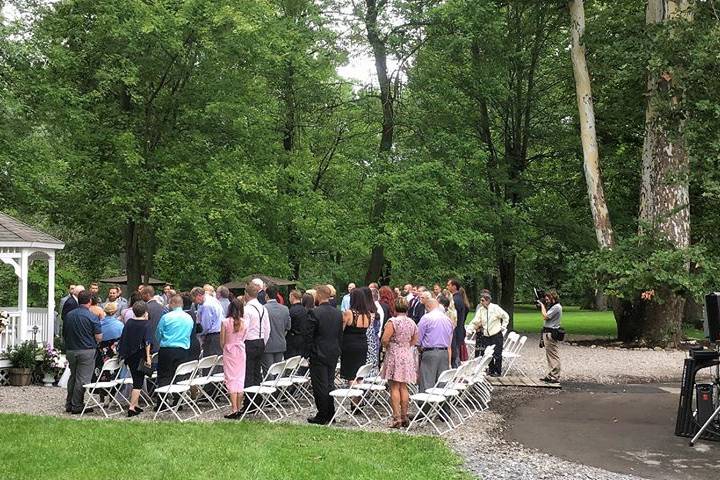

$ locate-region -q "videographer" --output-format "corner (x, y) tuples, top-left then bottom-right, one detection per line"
(538, 289), (563, 383)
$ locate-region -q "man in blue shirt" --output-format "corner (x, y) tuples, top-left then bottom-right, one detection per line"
(340, 283), (355, 312)
(155, 295), (194, 393)
(63, 290), (102, 414)
(191, 287), (224, 356)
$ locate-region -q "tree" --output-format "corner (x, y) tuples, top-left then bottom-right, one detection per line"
(568, 0), (615, 250)
(636, 0), (691, 344)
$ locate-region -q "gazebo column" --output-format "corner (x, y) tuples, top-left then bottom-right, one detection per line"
(18, 249), (29, 343)
(47, 251), (56, 347)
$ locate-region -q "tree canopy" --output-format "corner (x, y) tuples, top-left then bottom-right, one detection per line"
(2, 0), (719, 344)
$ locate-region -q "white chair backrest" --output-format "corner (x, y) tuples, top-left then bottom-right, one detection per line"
(98, 357), (122, 383)
(101, 356), (121, 373)
(484, 345), (495, 357)
(172, 360), (198, 382)
(436, 368), (458, 386)
(355, 363), (374, 381)
(283, 355), (302, 375)
(504, 331), (519, 349)
(513, 336), (527, 354)
(455, 361), (474, 383)
(263, 360), (287, 385)
(197, 355), (217, 370)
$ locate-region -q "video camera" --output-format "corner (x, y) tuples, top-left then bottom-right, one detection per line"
(533, 288), (548, 309)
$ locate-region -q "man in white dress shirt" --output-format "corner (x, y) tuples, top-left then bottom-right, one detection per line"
(468, 292), (509, 376)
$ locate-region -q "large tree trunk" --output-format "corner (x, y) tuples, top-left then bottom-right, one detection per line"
(569, 0), (615, 249)
(363, 0), (395, 284)
(638, 0), (691, 345)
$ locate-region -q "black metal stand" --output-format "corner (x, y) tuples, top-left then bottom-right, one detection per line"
(689, 346), (720, 447)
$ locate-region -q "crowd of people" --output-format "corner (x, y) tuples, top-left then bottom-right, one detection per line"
(58, 278), (563, 425)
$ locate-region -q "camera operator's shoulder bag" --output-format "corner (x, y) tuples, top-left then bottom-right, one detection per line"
(551, 327), (566, 341)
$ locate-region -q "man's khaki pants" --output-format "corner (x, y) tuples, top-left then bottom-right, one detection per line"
(542, 332), (561, 381)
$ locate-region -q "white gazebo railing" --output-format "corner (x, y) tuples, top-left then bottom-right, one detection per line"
(0, 308), (53, 352)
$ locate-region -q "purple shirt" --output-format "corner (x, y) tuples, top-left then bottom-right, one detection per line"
(416, 307), (453, 348)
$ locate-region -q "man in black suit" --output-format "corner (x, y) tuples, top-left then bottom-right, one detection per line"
(447, 278), (468, 367)
(141, 286), (166, 352)
(304, 284), (343, 425)
(61, 284), (83, 325)
(408, 287), (428, 323)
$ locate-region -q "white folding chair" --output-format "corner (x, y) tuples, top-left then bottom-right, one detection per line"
(115, 360), (154, 409)
(430, 361), (476, 422)
(329, 364), (374, 426)
(406, 368), (458, 435)
(262, 356), (303, 413)
(353, 370), (391, 420)
(241, 360), (287, 422)
(81, 357), (124, 417)
(290, 357), (313, 407)
(153, 360), (200, 422)
(502, 335), (528, 377)
(503, 331), (519, 351)
(179, 355), (218, 412)
(465, 325), (477, 359)
(209, 355), (230, 407)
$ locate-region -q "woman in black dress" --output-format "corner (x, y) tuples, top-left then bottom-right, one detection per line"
(340, 288), (375, 381)
(118, 301), (153, 417)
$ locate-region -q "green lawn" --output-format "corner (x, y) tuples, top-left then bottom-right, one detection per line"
(467, 304), (706, 340)
(0, 414), (470, 480)
(466, 304), (617, 337)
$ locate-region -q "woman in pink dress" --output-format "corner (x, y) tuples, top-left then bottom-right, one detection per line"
(220, 298), (247, 419)
(380, 297), (419, 428)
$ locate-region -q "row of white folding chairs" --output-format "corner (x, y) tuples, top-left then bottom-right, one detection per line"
(501, 332), (528, 377)
(405, 348), (495, 435)
(81, 354), (227, 420)
(239, 355), (312, 422)
(327, 363), (393, 427)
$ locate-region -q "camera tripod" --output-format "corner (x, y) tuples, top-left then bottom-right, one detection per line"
(689, 345), (720, 447)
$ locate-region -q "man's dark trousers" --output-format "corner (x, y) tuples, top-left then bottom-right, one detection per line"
(243, 338), (265, 409)
(476, 332), (503, 374)
(310, 358), (337, 421)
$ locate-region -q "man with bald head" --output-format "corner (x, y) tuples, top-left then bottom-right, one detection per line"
(416, 293), (453, 392)
(154, 295), (194, 399)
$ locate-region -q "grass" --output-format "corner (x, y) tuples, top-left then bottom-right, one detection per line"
(466, 304), (617, 337)
(467, 304), (707, 340)
(0, 414), (470, 480)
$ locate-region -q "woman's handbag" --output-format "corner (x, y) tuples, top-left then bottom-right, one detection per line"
(137, 359), (153, 376)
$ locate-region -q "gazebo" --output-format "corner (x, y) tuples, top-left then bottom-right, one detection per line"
(0, 212), (64, 354)
(221, 274), (297, 291)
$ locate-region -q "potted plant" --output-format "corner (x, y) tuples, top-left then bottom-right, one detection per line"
(37, 345), (64, 386)
(2, 341), (40, 386)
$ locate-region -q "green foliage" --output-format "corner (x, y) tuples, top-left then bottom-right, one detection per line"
(568, 234), (720, 303)
(2, 341), (39, 369)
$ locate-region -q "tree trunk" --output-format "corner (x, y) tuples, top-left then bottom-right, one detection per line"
(125, 220), (142, 295)
(637, 0), (691, 345)
(568, 0), (615, 249)
(498, 247), (516, 330)
(363, 0), (395, 283)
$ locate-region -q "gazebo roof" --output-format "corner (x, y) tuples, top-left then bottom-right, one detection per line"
(0, 212), (64, 249)
(99, 275), (168, 286)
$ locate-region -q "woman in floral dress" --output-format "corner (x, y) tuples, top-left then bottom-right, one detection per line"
(380, 297), (419, 428)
